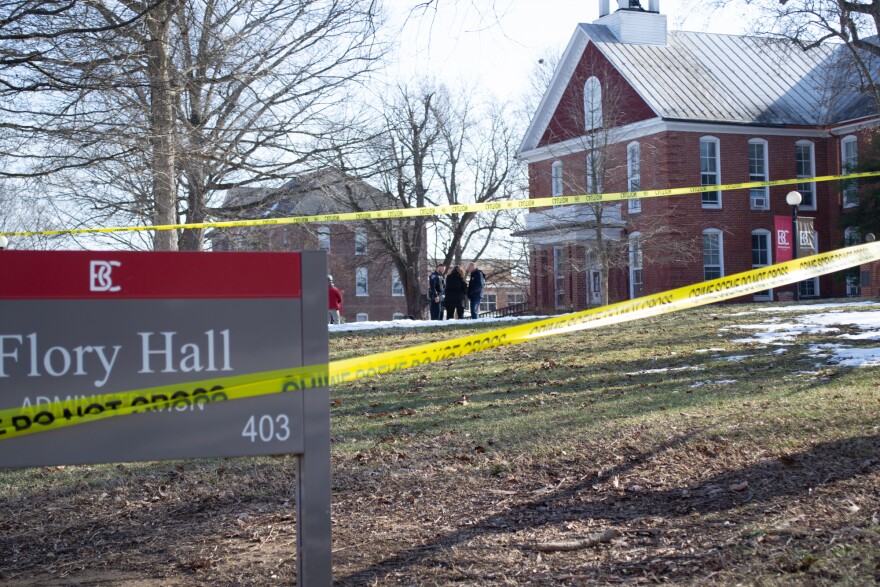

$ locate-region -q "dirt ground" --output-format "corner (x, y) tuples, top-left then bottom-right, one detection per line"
(1, 423), (878, 586)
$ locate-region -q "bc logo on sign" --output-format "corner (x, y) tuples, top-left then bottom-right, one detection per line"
(90, 260), (121, 292)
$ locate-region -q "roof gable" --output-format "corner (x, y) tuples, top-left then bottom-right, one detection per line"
(538, 39), (656, 147)
(519, 24), (880, 156)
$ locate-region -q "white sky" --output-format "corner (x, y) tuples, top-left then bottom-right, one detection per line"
(384, 0), (753, 102)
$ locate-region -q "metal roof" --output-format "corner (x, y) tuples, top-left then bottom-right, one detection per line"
(582, 25), (878, 126)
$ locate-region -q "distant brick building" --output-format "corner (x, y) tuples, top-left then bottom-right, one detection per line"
(518, 1), (879, 314)
(210, 170), (428, 323)
(431, 259), (530, 316)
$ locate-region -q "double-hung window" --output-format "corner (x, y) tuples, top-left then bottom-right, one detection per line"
(391, 267), (404, 297)
(700, 137), (721, 208)
(703, 229), (723, 280)
(553, 246), (566, 309)
(586, 152), (603, 194)
(354, 227), (367, 255)
(629, 233), (643, 299)
(317, 226), (330, 250)
(841, 136), (858, 208)
(551, 161), (563, 197)
(627, 142), (641, 213)
(355, 267), (368, 296)
(751, 230), (772, 300)
(795, 141), (816, 209)
(748, 139), (769, 210)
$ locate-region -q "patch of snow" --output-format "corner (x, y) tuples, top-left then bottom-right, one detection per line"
(626, 365), (704, 376)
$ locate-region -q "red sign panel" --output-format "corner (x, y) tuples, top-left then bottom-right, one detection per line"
(0, 251), (301, 300)
(775, 216), (794, 262)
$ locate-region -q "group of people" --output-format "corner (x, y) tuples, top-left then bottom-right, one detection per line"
(428, 262), (485, 320)
(327, 262), (486, 324)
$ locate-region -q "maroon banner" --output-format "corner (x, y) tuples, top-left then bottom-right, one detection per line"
(775, 216), (793, 262)
(0, 251), (301, 299)
(775, 216), (815, 262)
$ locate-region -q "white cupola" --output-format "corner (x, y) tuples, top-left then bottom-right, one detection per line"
(596, 0), (667, 45)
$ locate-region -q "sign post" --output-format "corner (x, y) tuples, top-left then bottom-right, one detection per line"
(0, 250), (330, 585)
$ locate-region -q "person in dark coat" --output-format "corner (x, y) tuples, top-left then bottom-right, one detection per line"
(466, 261), (485, 319)
(428, 264), (446, 320)
(443, 265), (468, 319)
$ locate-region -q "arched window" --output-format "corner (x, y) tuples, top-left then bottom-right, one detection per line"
(551, 160), (563, 197)
(584, 76), (603, 131)
(628, 233), (643, 299)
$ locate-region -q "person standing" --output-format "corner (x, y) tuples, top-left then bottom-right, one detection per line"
(328, 275), (343, 324)
(443, 265), (468, 319)
(466, 262), (485, 319)
(428, 264), (446, 320)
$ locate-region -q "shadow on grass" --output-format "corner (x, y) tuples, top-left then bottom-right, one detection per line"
(335, 432), (880, 585)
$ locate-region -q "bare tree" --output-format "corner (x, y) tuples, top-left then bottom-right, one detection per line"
(710, 0), (880, 109)
(326, 82), (518, 317)
(1, 0), (386, 250)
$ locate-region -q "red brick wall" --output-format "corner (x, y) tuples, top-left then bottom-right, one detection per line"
(527, 127), (871, 309)
(540, 43), (655, 147)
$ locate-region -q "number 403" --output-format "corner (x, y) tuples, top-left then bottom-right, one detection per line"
(242, 414), (291, 443)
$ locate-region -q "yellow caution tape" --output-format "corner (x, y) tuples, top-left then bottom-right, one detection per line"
(2, 172), (878, 238)
(2, 241), (878, 440)
(1, 363), (328, 441)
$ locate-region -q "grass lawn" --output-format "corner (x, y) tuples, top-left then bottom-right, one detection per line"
(1, 301), (878, 585)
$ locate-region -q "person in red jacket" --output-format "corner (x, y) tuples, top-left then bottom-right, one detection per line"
(328, 275), (343, 324)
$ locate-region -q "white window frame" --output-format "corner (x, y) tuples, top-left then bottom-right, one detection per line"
(553, 245), (566, 310)
(391, 267), (404, 297)
(700, 136), (722, 209)
(551, 160), (563, 197)
(627, 142), (641, 213)
(354, 227), (368, 255)
(799, 231), (820, 297)
(751, 229), (773, 301)
(795, 140), (816, 210)
(584, 76), (603, 131)
(355, 267), (368, 297)
(628, 233), (643, 299)
(392, 312), (405, 320)
(356, 313), (369, 322)
(317, 226), (330, 250)
(479, 293), (497, 313)
(841, 136), (858, 208)
(748, 139), (769, 210)
(586, 152), (603, 194)
(703, 229), (724, 281)
(844, 227), (861, 296)
(508, 293), (525, 307)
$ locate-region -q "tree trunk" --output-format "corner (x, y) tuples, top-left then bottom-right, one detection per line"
(146, 8), (178, 251)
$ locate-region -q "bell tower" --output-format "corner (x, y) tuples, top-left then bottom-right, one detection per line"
(596, 0), (666, 45)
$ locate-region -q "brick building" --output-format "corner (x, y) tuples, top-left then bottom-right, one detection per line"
(517, 1), (880, 313)
(210, 170), (428, 323)
(430, 258), (531, 316)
